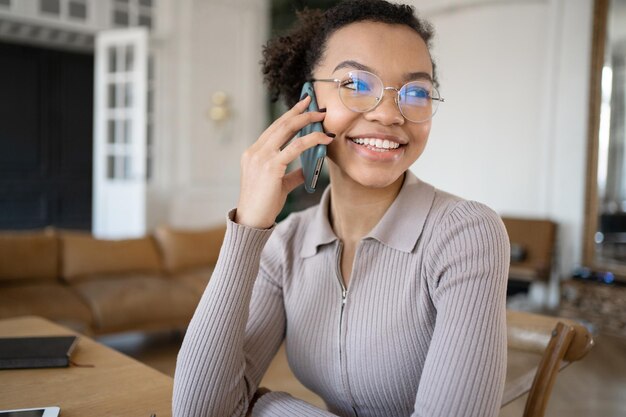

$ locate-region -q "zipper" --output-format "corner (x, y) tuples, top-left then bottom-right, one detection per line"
(335, 241), (359, 417)
(335, 241), (347, 357)
(336, 242), (348, 307)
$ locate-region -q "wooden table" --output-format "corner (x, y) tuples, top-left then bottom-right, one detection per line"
(0, 316), (173, 416)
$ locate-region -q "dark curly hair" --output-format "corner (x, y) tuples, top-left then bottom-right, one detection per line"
(261, 0), (437, 108)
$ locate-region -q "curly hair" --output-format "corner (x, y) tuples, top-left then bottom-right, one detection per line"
(260, 0), (436, 108)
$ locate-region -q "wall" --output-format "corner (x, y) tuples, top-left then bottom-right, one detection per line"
(407, 0), (594, 286)
(154, 0), (269, 229)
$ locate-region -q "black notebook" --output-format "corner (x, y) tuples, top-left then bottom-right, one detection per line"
(0, 336), (78, 370)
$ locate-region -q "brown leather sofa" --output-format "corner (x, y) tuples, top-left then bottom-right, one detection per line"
(0, 225), (226, 335)
(501, 217), (557, 282)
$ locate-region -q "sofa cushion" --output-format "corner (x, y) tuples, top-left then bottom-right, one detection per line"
(0, 282), (92, 329)
(61, 234), (162, 281)
(0, 230), (58, 281)
(154, 225), (226, 274)
(71, 275), (199, 332)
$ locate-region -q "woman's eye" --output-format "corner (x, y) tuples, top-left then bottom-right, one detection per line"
(342, 80), (371, 92)
(406, 87), (430, 99)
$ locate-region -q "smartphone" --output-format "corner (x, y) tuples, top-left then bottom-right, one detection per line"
(0, 407), (60, 417)
(297, 82), (326, 193)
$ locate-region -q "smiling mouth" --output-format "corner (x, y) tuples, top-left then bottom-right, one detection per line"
(348, 137), (405, 152)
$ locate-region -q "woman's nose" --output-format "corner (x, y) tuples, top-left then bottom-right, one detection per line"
(363, 90), (405, 126)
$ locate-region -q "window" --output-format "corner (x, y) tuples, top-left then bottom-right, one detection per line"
(103, 40), (149, 180)
(0, 0), (11, 8)
(138, 14), (152, 29)
(38, 0), (89, 22)
(112, 0), (154, 30)
(113, 9), (130, 26)
(68, 0), (87, 20)
(40, 0), (61, 15)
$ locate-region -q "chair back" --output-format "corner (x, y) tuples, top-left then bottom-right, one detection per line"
(503, 310), (594, 417)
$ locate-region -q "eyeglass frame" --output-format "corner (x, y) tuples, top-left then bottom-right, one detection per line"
(310, 70), (445, 123)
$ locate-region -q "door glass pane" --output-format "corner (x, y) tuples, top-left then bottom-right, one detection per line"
(147, 88), (153, 113)
(123, 156), (132, 179)
(124, 82), (132, 107)
(147, 123), (153, 146)
(139, 0), (152, 7)
(148, 55), (154, 80)
(69, 1), (87, 19)
(146, 154), (152, 180)
(138, 14), (152, 29)
(123, 119), (132, 143)
(40, 0), (60, 15)
(107, 119), (116, 144)
(108, 83), (117, 108)
(108, 47), (117, 73)
(125, 45), (134, 71)
(107, 155), (116, 179)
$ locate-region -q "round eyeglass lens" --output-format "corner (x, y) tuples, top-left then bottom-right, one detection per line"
(339, 71), (382, 112)
(398, 81), (439, 122)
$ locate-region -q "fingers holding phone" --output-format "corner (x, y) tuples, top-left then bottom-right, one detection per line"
(277, 129), (333, 167)
(259, 95), (322, 147)
(235, 94), (333, 229)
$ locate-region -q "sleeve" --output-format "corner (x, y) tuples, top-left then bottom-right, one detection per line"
(172, 209), (288, 417)
(412, 201), (510, 417)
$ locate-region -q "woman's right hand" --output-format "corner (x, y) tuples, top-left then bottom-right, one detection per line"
(235, 95), (334, 229)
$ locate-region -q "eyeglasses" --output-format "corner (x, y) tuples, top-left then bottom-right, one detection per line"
(311, 70), (444, 123)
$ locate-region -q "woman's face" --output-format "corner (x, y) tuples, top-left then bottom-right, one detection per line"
(312, 21), (434, 189)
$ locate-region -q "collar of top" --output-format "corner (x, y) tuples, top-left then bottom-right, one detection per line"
(300, 170), (436, 258)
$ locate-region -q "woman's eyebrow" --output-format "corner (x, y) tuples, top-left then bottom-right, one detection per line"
(333, 59), (372, 73)
(332, 60), (432, 83)
(403, 71), (433, 83)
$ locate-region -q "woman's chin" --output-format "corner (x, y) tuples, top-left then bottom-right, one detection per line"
(326, 154), (407, 189)
(345, 169), (404, 190)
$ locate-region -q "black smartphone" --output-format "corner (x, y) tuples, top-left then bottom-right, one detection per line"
(297, 82), (326, 193)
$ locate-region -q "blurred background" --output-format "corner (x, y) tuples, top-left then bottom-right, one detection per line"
(0, 0), (597, 284)
(1, 0), (626, 416)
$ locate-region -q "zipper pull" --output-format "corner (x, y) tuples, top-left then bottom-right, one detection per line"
(342, 289), (347, 304)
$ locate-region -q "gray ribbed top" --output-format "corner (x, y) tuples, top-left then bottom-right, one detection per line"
(173, 171), (510, 417)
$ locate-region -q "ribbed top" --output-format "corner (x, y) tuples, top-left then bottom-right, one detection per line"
(173, 171), (510, 417)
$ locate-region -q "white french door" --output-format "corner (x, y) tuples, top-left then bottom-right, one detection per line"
(93, 27), (148, 238)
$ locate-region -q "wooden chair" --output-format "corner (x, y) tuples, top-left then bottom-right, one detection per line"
(502, 310), (595, 417)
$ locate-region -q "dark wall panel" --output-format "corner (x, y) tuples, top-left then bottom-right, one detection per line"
(0, 44), (42, 176)
(0, 42), (93, 230)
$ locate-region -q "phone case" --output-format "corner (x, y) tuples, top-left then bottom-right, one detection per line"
(297, 82), (326, 193)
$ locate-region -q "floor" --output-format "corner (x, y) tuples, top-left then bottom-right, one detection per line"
(100, 323), (626, 417)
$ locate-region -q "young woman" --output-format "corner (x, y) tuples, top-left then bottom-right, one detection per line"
(173, 1), (510, 416)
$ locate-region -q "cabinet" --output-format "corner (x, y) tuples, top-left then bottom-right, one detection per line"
(560, 279), (626, 337)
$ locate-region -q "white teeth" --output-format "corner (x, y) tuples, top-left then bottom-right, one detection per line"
(351, 137), (400, 150)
